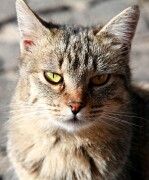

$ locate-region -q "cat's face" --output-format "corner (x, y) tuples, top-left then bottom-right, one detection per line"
(15, 0), (139, 132)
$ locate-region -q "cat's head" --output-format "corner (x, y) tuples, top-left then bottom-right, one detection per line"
(15, 0), (139, 132)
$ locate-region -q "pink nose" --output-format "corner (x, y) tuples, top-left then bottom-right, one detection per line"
(66, 101), (84, 115)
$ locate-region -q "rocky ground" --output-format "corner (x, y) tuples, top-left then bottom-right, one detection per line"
(0, 0), (149, 179)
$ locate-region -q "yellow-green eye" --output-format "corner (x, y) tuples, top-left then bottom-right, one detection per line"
(44, 72), (63, 84)
(91, 74), (109, 86)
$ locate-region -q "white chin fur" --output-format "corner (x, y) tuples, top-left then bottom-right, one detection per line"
(46, 118), (90, 132)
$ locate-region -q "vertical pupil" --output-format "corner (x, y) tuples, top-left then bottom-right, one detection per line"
(53, 73), (54, 78)
(98, 76), (101, 81)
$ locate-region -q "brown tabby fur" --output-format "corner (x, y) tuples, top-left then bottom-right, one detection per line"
(7, 0), (149, 179)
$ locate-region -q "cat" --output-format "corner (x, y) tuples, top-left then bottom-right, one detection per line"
(7, 0), (149, 179)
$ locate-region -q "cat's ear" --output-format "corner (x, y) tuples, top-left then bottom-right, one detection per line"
(16, 0), (47, 52)
(96, 6), (140, 45)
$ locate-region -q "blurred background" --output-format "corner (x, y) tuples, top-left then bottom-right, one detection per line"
(0, 0), (149, 178)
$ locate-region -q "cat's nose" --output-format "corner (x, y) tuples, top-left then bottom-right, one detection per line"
(66, 101), (84, 115)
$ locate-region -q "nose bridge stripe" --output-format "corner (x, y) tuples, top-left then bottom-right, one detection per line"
(67, 100), (83, 105)
(68, 89), (84, 101)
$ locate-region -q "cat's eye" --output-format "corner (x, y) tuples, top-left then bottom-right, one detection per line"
(91, 74), (109, 86)
(44, 72), (63, 84)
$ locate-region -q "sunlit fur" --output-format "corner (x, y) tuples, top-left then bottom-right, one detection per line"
(7, 1), (149, 180)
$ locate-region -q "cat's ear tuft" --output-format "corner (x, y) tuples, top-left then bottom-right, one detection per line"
(96, 5), (140, 45)
(16, 0), (46, 51)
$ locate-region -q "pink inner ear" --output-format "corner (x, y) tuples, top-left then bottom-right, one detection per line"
(24, 40), (34, 47)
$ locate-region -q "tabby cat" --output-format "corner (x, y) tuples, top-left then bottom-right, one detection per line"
(7, 0), (149, 180)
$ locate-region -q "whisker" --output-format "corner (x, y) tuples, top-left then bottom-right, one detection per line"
(103, 111), (148, 123)
(96, 117), (119, 130)
(102, 113), (139, 127)
(8, 113), (48, 125)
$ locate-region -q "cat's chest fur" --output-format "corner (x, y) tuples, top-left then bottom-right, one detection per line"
(22, 136), (101, 180)
(10, 121), (129, 180)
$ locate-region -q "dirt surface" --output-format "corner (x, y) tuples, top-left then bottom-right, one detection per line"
(0, 0), (149, 179)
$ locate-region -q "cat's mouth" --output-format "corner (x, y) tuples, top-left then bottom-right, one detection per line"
(67, 117), (80, 124)
(62, 116), (92, 132)
(65, 116), (84, 126)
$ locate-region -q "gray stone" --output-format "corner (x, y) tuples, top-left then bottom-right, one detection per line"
(131, 32), (149, 83)
(0, 73), (17, 144)
(0, 43), (19, 72)
(0, 0), (16, 23)
(0, 73), (17, 178)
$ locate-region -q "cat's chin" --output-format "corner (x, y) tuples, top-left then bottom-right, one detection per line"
(66, 117), (82, 124)
(49, 117), (91, 132)
(65, 114), (95, 130)
(62, 120), (90, 132)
